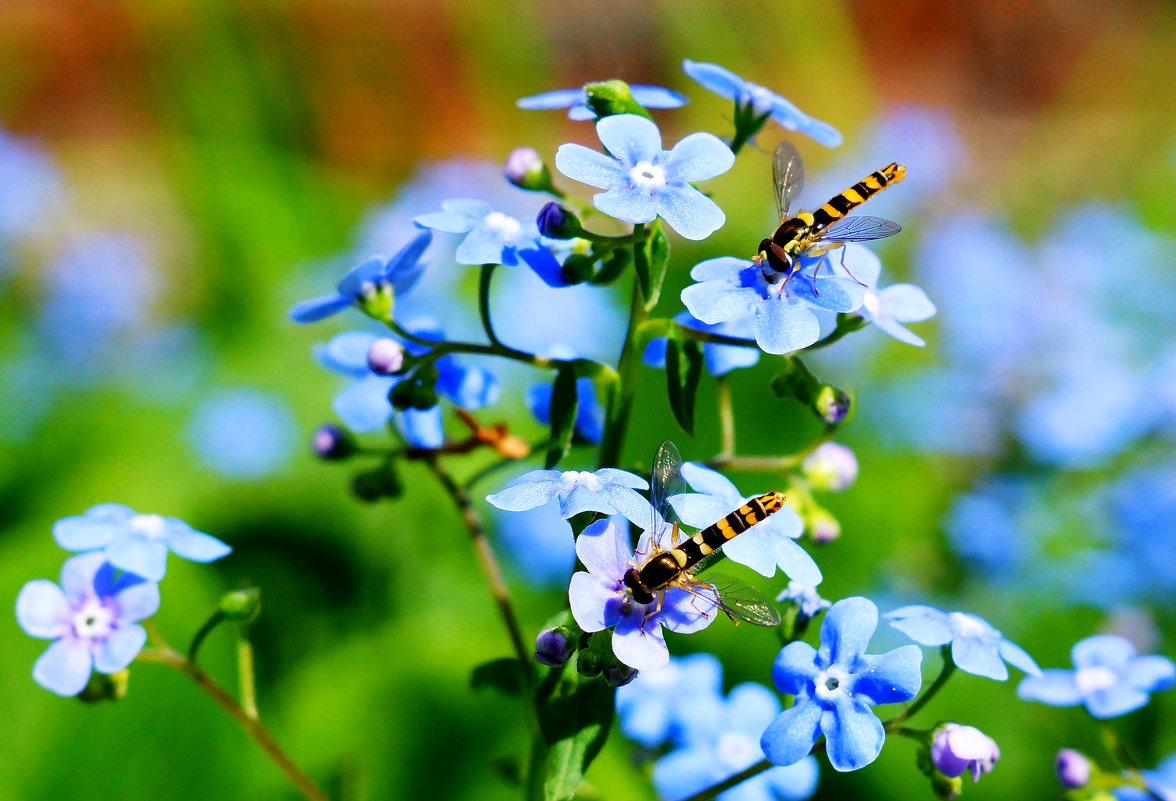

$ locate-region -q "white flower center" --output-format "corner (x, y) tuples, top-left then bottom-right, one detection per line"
(628, 161), (666, 192)
(560, 470), (601, 492)
(483, 211), (523, 244)
(72, 596), (114, 639)
(130, 514), (168, 540)
(814, 666), (849, 701)
(1075, 666), (1119, 693)
(949, 612), (992, 639)
(715, 731), (760, 770)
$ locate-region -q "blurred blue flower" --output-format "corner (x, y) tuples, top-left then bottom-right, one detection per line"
(681, 253), (866, 354)
(414, 200), (565, 278)
(869, 369), (1003, 456)
(616, 652), (724, 748)
(517, 85), (687, 120)
(681, 60), (841, 148)
(527, 376), (605, 444)
(487, 467), (649, 524)
(16, 553), (159, 696)
(762, 597), (922, 772)
(944, 479), (1037, 578)
(886, 606), (1040, 681)
(777, 581), (830, 621)
(1017, 635), (1175, 718)
(643, 313), (760, 376)
(187, 389), (297, 479)
(491, 501), (576, 589)
(555, 114), (734, 240)
(289, 230), (432, 323)
(654, 683), (821, 801)
(672, 462), (820, 585)
(0, 128), (64, 250)
(53, 504), (230, 582)
(568, 518), (717, 671)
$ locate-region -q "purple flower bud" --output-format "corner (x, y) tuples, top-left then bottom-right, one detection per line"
(814, 385), (850, 424)
(367, 338), (405, 375)
(1054, 749), (1091, 788)
(807, 509), (841, 544)
(931, 724), (1000, 782)
(537, 201), (580, 239)
(534, 628), (573, 667)
(604, 663), (637, 687)
(311, 424), (354, 461)
(504, 146), (551, 191)
(802, 442), (859, 492)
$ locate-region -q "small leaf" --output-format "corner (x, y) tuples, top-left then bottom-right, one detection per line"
(634, 226), (670, 309)
(538, 655), (615, 801)
(470, 657), (526, 697)
(545, 364), (579, 469)
(665, 337), (703, 435)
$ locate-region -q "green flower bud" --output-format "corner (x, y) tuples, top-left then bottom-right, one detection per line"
(584, 80), (652, 119)
(357, 281), (395, 323)
(219, 587), (262, 623)
(814, 384), (851, 425)
(351, 461), (403, 503)
(561, 253), (597, 285)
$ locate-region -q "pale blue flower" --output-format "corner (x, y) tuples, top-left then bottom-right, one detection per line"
(0, 128), (63, 250)
(187, 389), (296, 479)
(761, 597), (923, 772)
(414, 200), (565, 278)
(681, 60), (841, 147)
(838, 243), (935, 347)
(53, 504), (230, 582)
(777, 581), (830, 621)
(517, 85), (687, 120)
(643, 313), (760, 376)
(487, 467), (649, 525)
(16, 553), (159, 696)
(555, 114), (734, 241)
(615, 653), (724, 747)
(886, 605), (1040, 681)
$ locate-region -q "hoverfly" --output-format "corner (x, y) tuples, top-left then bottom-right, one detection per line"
(622, 441), (783, 627)
(756, 141), (906, 281)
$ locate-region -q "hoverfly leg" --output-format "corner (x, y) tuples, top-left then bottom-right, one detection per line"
(836, 245), (868, 287)
(640, 590), (666, 632)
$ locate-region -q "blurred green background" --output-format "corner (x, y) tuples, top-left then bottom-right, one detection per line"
(3, 1), (1176, 799)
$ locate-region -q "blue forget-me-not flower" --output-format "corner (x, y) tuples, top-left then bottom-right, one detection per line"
(517, 84), (688, 120)
(17, 552), (160, 696)
(487, 467), (649, 524)
(835, 243), (936, 347)
(1017, 634), (1175, 718)
(53, 504), (230, 582)
(555, 114), (734, 241)
(187, 389), (296, 480)
(289, 230), (432, 323)
(681, 60), (842, 148)
(886, 605), (1040, 681)
(777, 581), (831, 622)
(671, 463), (821, 586)
(761, 597), (923, 772)
(615, 652), (725, 748)
(644, 313), (760, 376)
(568, 518), (718, 671)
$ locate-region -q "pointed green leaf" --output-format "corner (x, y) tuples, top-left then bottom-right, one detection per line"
(545, 364), (579, 468)
(634, 225), (670, 309)
(665, 336), (704, 435)
(537, 655), (615, 801)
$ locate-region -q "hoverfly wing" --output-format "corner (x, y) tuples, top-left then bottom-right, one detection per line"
(695, 573), (781, 627)
(819, 215), (902, 244)
(772, 141), (805, 221)
(649, 441), (688, 547)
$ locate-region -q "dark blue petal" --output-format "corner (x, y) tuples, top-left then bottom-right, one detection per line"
(851, 645), (923, 704)
(336, 257), (387, 298)
(396, 406), (444, 449)
(288, 293), (352, 323)
(518, 247), (572, 288)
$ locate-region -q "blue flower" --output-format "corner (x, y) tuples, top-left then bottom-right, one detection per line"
(413, 200), (567, 281)
(0, 128), (63, 248)
(517, 85), (687, 121)
(53, 504), (230, 582)
(16, 553), (159, 696)
(187, 389), (296, 479)
(837, 243), (936, 347)
(777, 581), (831, 621)
(643, 313), (760, 376)
(486, 467), (649, 524)
(527, 377), (605, 444)
(491, 501), (576, 589)
(886, 606), (1039, 681)
(555, 114), (734, 241)
(615, 652), (724, 747)
(761, 597), (923, 772)
(681, 254), (866, 354)
(681, 60), (841, 147)
(653, 683), (821, 801)
(671, 463), (820, 585)
(1017, 634), (1175, 718)
(289, 230), (431, 323)
(568, 518), (718, 671)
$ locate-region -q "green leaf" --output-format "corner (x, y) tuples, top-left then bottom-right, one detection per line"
(537, 656), (615, 801)
(545, 364), (579, 469)
(633, 225), (670, 309)
(665, 336), (704, 435)
(470, 657), (526, 697)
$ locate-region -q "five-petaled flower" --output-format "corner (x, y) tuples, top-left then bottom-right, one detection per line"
(681, 252), (867, 355)
(53, 504), (230, 582)
(517, 85), (687, 120)
(886, 605), (1040, 681)
(1017, 634), (1175, 718)
(16, 552), (160, 696)
(289, 230), (432, 323)
(761, 596), (923, 772)
(777, 580), (831, 622)
(567, 517), (718, 671)
(555, 114), (734, 241)
(671, 462), (821, 585)
(681, 59), (842, 147)
(487, 467), (649, 525)
(834, 243), (936, 346)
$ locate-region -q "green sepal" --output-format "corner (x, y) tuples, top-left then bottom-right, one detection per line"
(560, 253), (597, 285)
(634, 225), (670, 309)
(590, 247), (631, 286)
(770, 359), (851, 425)
(730, 99), (773, 153)
(915, 739), (962, 800)
(470, 657), (527, 697)
(545, 364), (579, 469)
(665, 336), (703, 435)
(78, 669), (130, 703)
(536, 651), (615, 801)
(584, 80), (652, 120)
(357, 282), (395, 323)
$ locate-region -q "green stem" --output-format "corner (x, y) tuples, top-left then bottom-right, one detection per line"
(597, 277), (648, 469)
(385, 320), (557, 370)
(804, 315), (867, 352)
(716, 376), (736, 458)
(188, 610), (226, 664)
(1099, 723), (1140, 772)
(238, 624), (259, 721)
(478, 264), (504, 349)
(885, 645), (956, 728)
(638, 318), (762, 350)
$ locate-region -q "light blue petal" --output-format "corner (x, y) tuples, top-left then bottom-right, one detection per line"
(871, 315), (926, 347)
(681, 282), (759, 326)
(878, 284), (936, 322)
(886, 605), (953, 646)
(412, 209), (477, 234)
(33, 637), (93, 696)
(16, 580), (70, 638)
(1085, 685), (1150, 719)
(554, 143), (626, 189)
(670, 493), (731, 530)
(761, 699), (823, 766)
(569, 571), (618, 632)
(681, 60), (745, 99)
(595, 468), (649, 490)
(718, 527), (779, 576)
(852, 645), (923, 704)
(764, 757), (821, 801)
(755, 300), (819, 354)
(663, 133), (735, 182)
(107, 536), (169, 582)
(655, 184), (726, 241)
(773, 538), (822, 585)
(93, 624), (147, 673)
(517, 88), (586, 110)
(163, 521), (231, 564)
(396, 406), (444, 449)
(659, 585), (719, 634)
(436, 360), (499, 409)
(1072, 635), (1135, 669)
(997, 639), (1041, 677)
(705, 339), (760, 376)
(791, 275), (866, 314)
(59, 552), (108, 599)
(566, 104), (596, 121)
(575, 518), (631, 577)
(690, 256), (750, 282)
(85, 503), (138, 523)
(113, 580), (161, 623)
(835, 243), (881, 286)
(1124, 656), (1176, 692)
(598, 485), (656, 528)
(613, 611), (670, 670)
(595, 113), (663, 166)
(952, 636), (1008, 680)
(821, 695), (885, 771)
(455, 226), (507, 266)
(820, 597), (878, 667)
(318, 330), (380, 375)
(680, 462), (741, 503)
(594, 186), (659, 226)
(386, 230), (433, 293)
(727, 682), (784, 732)
(793, 116), (843, 148)
(653, 747), (722, 801)
(630, 85), (689, 109)
(1017, 670), (1083, 706)
(333, 375), (395, 433)
(335, 257), (386, 297)
(53, 513), (120, 552)
(288, 293), (351, 323)
(486, 472), (562, 512)
(772, 641), (819, 695)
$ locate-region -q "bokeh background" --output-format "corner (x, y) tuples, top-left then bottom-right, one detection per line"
(3, 0), (1176, 799)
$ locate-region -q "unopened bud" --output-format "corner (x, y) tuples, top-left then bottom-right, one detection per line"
(78, 669), (130, 704)
(931, 724), (999, 783)
(351, 461), (403, 503)
(312, 424), (355, 461)
(504, 147), (552, 192)
(219, 587), (262, 623)
(604, 663), (637, 687)
(534, 628), (574, 667)
(1055, 749), (1092, 789)
(583, 80), (651, 119)
(577, 647), (603, 677)
(537, 201), (582, 239)
(367, 338), (405, 375)
(560, 253), (597, 285)
(807, 508), (841, 544)
(814, 385), (850, 424)
(802, 442), (858, 492)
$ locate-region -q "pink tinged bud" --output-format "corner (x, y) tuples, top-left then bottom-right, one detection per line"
(802, 442), (859, 492)
(367, 338), (405, 375)
(807, 509), (840, 544)
(312, 424), (353, 460)
(504, 147), (551, 191)
(931, 724), (1000, 782)
(1055, 749), (1091, 788)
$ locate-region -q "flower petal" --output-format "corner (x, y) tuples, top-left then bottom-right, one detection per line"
(597, 485), (655, 527)
(596, 114), (663, 166)
(92, 624), (147, 673)
(16, 580), (71, 638)
(669, 493), (731, 530)
(288, 293), (352, 323)
(655, 184), (726, 241)
(652, 746), (724, 801)
(681, 282), (759, 326)
(821, 694), (885, 771)
(791, 274), (866, 314)
(681, 60), (744, 99)
(871, 315), (926, 347)
(386, 230), (433, 294)
(630, 85), (689, 109)
(952, 637), (1008, 680)
(613, 611), (670, 670)
(659, 586), (718, 634)
(1072, 635), (1136, 669)
(763, 758), (821, 801)
(455, 226), (508, 265)
(1017, 670), (1083, 706)
(575, 518), (631, 577)
(663, 133), (735, 182)
(163, 520), (231, 564)
(820, 597), (878, 667)
(486, 472), (562, 512)
(595, 468), (649, 490)
(680, 462), (741, 503)
(690, 256), (749, 283)
(436, 359), (499, 409)
(335, 257), (386, 297)
(1124, 656), (1176, 692)
(317, 330), (380, 375)
(413, 209), (478, 234)
(554, 143), (626, 189)
(852, 645), (923, 704)
(568, 571), (621, 632)
(886, 605), (953, 646)
(113, 580), (161, 623)
(517, 88), (586, 110)
(106, 536), (169, 582)
(997, 639), (1041, 677)
(792, 115), (843, 148)
(396, 406), (444, 449)
(772, 641), (820, 695)
(755, 300), (819, 354)
(53, 511), (123, 552)
(60, 552), (108, 599)
(761, 698), (823, 766)
(333, 375), (395, 433)
(593, 186), (659, 226)
(772, 537), (823, 586)
(1085, 685), (1150, 719)
(877, 284), (936, 323)
(33, 637), (93, 696)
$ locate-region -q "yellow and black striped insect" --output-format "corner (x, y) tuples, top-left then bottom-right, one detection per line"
(757, 141), (905, 279)
(621, 441), (783, 627)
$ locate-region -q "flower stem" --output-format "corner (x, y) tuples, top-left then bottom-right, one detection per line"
(238, 624), (259, 721)
(1099, 722), (1140, 771)
(597, 277), (648, 469)
(478, 264), (504, 349)
(886, 645), (955, 729)
(716, 376), (736, 458)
